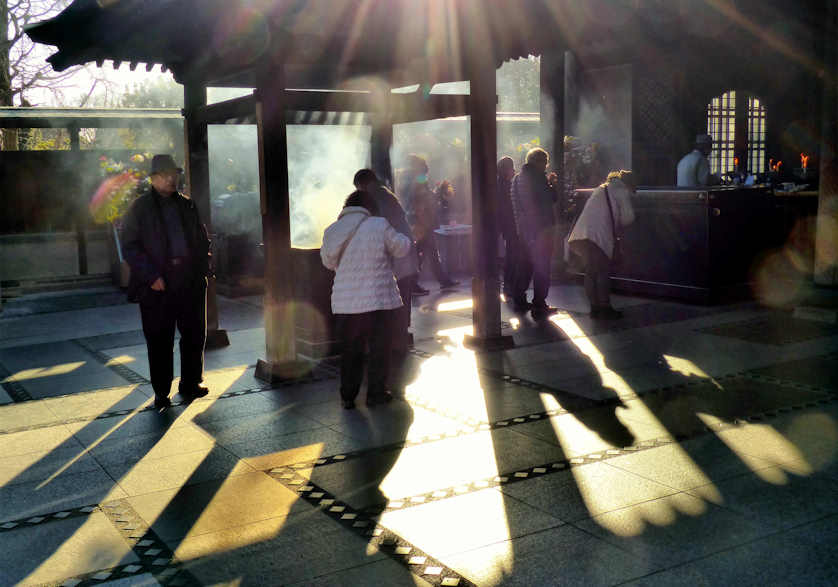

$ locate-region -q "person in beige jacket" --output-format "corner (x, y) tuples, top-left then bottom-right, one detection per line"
(321, 190), (411, 408)
(567, 170), (636, 319)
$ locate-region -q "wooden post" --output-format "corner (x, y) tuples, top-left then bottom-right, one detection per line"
(816, 0), (838, 285)
(69, 124), (88, 276)
(371, 106), (394, 188)
(254, 68), (310, 381)
(541, 52), (567, 277)
(184, 81), (230, 348)
(463, 27), (513, 351)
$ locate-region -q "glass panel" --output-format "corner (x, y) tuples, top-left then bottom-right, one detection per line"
(287, 125), (371, 249)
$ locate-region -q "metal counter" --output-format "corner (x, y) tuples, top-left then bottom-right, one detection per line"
(572, 186), (774, 302)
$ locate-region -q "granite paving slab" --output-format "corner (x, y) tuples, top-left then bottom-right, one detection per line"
(687, 465), (838, 531)
(380, 487), (565, 558)
(170, 512), (397, 586)
(0, 442), (105, 488)
(574, 492), (777, 569)
(605, 434), (776, 492)
(698, 313), (838, 345)
(624, 523), (838, 586)
(40, 384), (153, 421)
(497, 461), (678, 523)
(128, 471), (312, 542)
(22, 370), (136, 399)
(0, 512), (140, 586)
(286, 558), (434, 587)
(310, 428), (569, 510)
(0, 468), (126, 521)
(445, 523), (655, 586)
(110, 446), (255, 496)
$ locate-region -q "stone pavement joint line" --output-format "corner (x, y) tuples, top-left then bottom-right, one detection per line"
(4, 387), (837, 538)
(73, 338), (151, 384)
(268, 467), (474, 587)
(50, 498), (201, 587)
(0, 505), (100, 534)
(0, 357), (34, 403)
(0, 367), (339, 437)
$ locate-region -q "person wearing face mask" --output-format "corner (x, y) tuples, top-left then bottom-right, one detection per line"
(122, 154), (212, 411)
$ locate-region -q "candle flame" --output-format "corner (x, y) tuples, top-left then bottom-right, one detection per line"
(801, 153), (809, 169)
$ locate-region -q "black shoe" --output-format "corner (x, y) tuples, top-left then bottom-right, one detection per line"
(413, 284), (430, 296)
(342, 399), (356, 410)
(366, 391), (394, 406)
(179, 385), (209, 402)
(154, 396), (172, 411)
(439, 279), (460, 289)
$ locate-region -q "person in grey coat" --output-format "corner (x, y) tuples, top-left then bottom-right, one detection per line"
(567, 170), (636, 319)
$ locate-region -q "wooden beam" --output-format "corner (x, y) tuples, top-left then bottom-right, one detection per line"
(190, 90), (469, 125)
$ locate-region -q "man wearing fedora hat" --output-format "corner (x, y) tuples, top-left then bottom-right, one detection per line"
(677, 133), (720, 187)
(123, 154), (212, 411)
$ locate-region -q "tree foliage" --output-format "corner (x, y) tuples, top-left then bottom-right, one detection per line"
(117, 78), (184, 109)
(1, 0), (88, 106)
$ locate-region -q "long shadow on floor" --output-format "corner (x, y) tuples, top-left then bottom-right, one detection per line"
(0, 390), (178, 585)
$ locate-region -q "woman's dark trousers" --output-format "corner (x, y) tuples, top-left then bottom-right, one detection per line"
(338, 309), (394, 401)
(574, 239), (612, 309)
(140, 275), (207, 400)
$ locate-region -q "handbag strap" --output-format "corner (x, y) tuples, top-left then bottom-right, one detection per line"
(336, 216), (367, 267)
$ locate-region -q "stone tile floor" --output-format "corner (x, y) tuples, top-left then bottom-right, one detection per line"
(0, 283), (836, 585)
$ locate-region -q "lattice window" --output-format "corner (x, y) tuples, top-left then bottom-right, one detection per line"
(747, 96), (766, 173)
(706, 91), (736, 175)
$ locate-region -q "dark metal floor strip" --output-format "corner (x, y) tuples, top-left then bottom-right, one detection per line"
(268, 467), (475, 587)
(51, 499), (199, 587)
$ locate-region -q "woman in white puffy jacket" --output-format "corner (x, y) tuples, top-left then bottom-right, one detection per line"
(567, 170), (636, 319)
(321, 190), (411, 409)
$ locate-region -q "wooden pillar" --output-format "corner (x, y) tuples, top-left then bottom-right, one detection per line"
(463, 28), (513, 351)
(69, 124), (88, 276)
(254, 68), (309, 381)
(816, 0), (838, 285)
(371, 109), (394, 188)
(540, 52), (566, 277)
(184, 81), (230, 348)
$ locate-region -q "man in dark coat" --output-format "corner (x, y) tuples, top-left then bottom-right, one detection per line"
(353, 168), (418, 395)
(122, 154), (211, 411)
(509, 148), (559, 317)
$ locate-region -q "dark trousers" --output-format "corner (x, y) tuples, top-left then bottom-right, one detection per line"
(390, 275), (416, 393)
(415, 234), (450, 284)
(514, 228), (554, 305)
(140, 276), (207, 399)
(337, 309), (395, 401)
(572, 239), (612, 307)
(502, 235), (519, 295)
